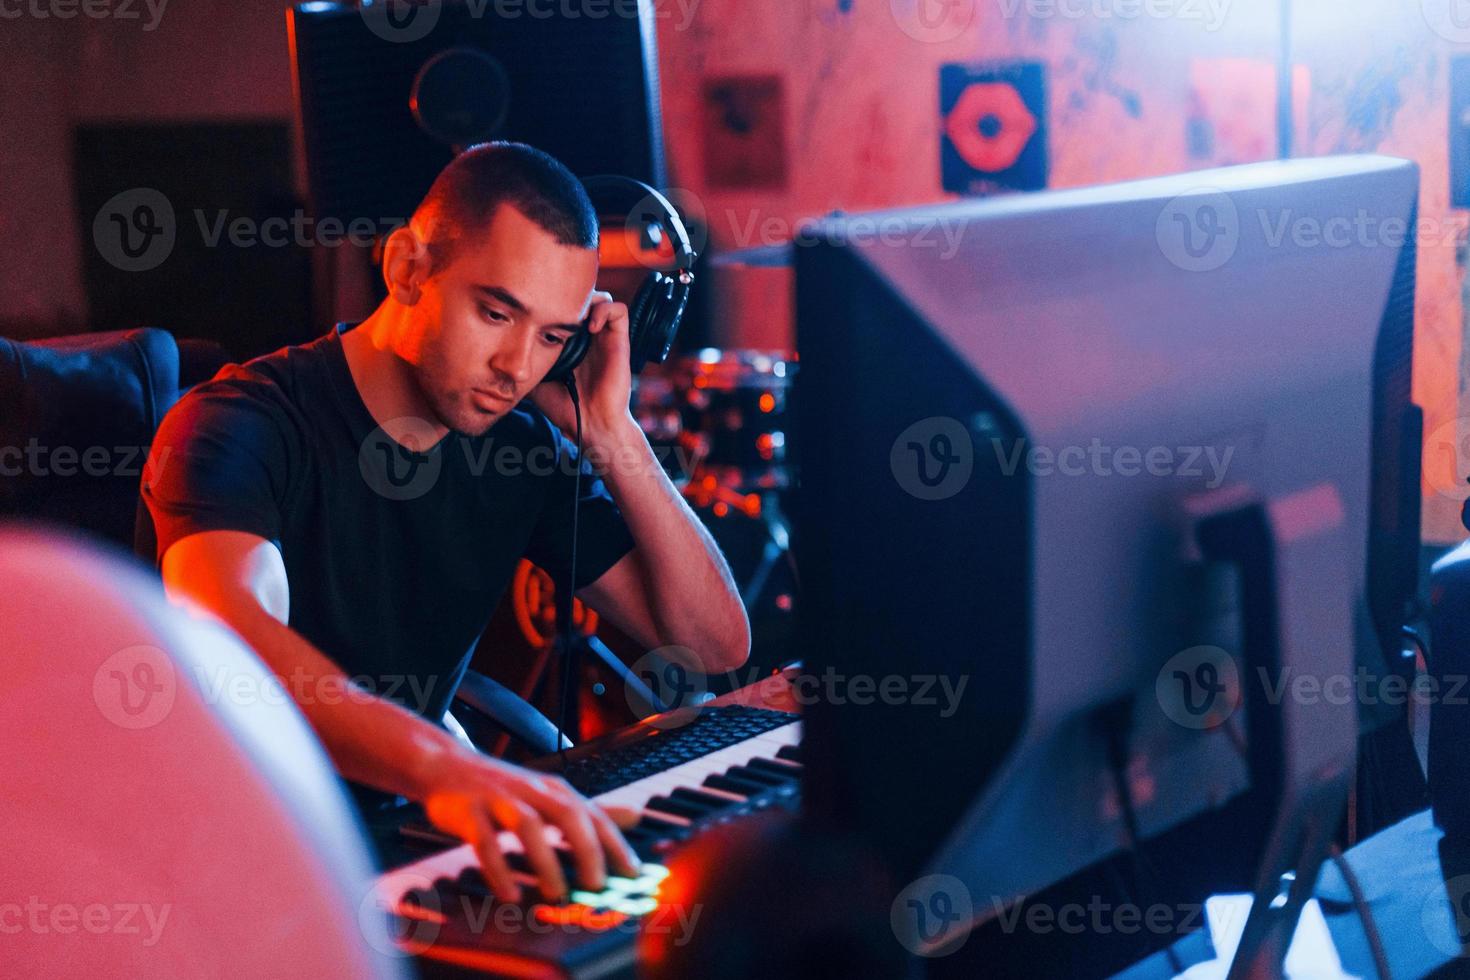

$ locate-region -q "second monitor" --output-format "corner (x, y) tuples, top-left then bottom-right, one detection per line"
(792, 155), (1421, 973)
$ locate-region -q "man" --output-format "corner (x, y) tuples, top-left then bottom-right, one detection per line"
(141, 142), (750, 905)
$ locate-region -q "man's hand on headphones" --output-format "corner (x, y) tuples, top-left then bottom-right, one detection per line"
(530, 290), (639, 448)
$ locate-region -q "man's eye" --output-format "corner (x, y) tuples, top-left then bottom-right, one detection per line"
(480, 305), (509, 323)
(542, 332), (568, 346)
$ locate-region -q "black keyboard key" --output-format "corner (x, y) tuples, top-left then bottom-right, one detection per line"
(705, 774), (767, 797)
(776, 745), (803, 764)
(646, 795), (711, 820)
(672, 787), (740, 811)
(457, 867), (491, 896)
(747, 757), (800, 781)
(554, 707), (797, 794)
(726, 764), (786, 787)
(622, 828), (663, 856)
(636, 815), (691, 840)
(401, 887), (435, 910)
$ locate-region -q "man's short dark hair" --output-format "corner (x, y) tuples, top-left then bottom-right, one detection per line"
(413, 141), (598, 272)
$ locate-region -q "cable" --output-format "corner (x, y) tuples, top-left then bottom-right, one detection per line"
(1327, 843), (1392, 980)
(1101, 705), (1186, 976)
(1402, 625), (1429, 665)
(554, 375), (584, 769)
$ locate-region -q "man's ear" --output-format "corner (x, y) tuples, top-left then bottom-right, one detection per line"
(382, 225), (433, 304)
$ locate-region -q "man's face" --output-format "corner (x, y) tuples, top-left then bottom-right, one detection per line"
(406, 204), (599, 436)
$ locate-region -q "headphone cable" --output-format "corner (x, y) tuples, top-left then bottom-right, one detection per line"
(554, 376), (583, 769)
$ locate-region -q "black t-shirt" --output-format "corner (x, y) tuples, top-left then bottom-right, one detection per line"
(140, 323), (635, 724)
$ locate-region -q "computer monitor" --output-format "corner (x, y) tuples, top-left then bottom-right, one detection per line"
(288, 0), (667, 224)
(792, 156), (1420, 971)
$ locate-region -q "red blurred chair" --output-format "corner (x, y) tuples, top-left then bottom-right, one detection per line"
(0, 526), (409, 978)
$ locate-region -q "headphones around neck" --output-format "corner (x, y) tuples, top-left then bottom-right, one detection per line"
(543, 175), (698, 385)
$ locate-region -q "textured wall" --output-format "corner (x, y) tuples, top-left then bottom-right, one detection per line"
(0, 0), (298, 337)
(655, 0), (1470, 542)
(0, 1), (1465, 539)
(0, 17), (86, 333)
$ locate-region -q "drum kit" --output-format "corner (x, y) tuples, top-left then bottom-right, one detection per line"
(633, 348), (799, 682)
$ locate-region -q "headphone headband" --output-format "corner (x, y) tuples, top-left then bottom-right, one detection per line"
(579, 174), (698, 273)
(543, 175), (698, 384)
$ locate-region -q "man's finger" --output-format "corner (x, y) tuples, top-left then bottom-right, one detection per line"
(556, 784), (638, 880)
(583, 290), (612, 333)
(493, 797), (565, 901)
(587, 302), (628, 336)
(469, 805), (521, 904)
(598, 302), (630, 336)
(602, 804), (642, 830)
(539, 794), (607, 891)
(589, 804), (642, 877)
(586, 304), (609, 334)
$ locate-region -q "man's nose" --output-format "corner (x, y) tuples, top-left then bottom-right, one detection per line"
(490, 328), (538, 384)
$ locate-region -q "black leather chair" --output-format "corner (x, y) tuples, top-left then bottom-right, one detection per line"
(0, 328), (572, 756)
(1, 328), (180, 548)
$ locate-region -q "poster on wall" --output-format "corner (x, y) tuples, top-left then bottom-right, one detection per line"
(702, 74), (788, 191)
(940, 61), (1047, 196)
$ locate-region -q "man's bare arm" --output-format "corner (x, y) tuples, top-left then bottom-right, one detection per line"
(528, 292), (750, 675)
(160, 529), (638, 901)
(576, 418), (751, 674)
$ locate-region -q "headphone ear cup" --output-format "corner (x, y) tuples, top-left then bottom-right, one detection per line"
(640, 271), (690, 370)
(546, 326), (591, 383)
(660, 274), (693, 360)
(627, 274), (662, 373)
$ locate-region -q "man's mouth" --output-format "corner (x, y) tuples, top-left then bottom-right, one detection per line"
(472, 388), (515, 412)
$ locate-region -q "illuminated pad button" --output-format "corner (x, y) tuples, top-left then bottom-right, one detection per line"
(639, 863), (670, 881)
(608, 874), (665, 895)
(605, 876), (647, 893)
(608, 896), (659, 917)
(570, 890), (610, 907)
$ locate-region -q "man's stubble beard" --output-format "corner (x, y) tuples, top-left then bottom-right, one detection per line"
(409, 356), (498, 439)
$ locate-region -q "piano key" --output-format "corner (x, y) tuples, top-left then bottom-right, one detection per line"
(634, 814), (692, 838)
(592, 722), (799, 815)
(671, 787), (742, 810)
(688, 781), (749, 803)
(776, 745), (803, 764)
(374, 720), (799, 909)
(725, 764), (787, 787)
(457, 867), (491, 895)
(644, 795), (712, 821)
(703, 773), (769, 797)
(747, 757), (801, 781)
